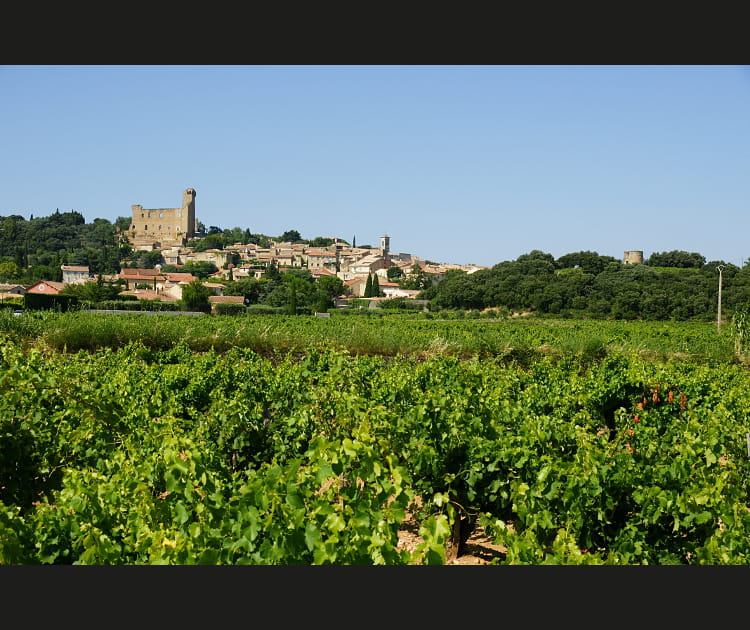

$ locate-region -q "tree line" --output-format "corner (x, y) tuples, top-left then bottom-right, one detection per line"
(421, 250), (750, 321)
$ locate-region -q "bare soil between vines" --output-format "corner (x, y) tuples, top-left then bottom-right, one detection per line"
(396, 509), (507, 565)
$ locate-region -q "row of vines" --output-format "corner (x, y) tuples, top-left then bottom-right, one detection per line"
(2, 313), (750, 563)
(0, 310), (743, 362)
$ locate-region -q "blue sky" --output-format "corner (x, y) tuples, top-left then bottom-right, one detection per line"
(1, 65), (748, 269)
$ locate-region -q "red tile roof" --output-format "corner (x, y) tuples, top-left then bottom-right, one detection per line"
(120, 268), (160, 277)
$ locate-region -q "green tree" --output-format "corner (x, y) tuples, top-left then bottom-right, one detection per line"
(122, 250), (163, 269)
(372, 273), (381, 297)
(431, 269), (484, 310)
(114, 216), (132, 232)
(264, 259), (281, 282)
(309, 236), (335, 248)
(364, 274), (373, 298)
(179, 280), (212, 313)
(0, 261), (22, 281)
(61, 278), (124, 304)
(400, 264), (430, 291)
(387, 266), (404, 281)
(280, 230), (302, 243)
(223, 252), (241, 269)
(646, 250), (706, 269)
(288, 282), (298, 315)
(314, 275), (344, 311)
(261, 269), (314, 311)
(222, 277), (266, 305)
(181, 261), (219, 279)
(189, 233), (224, 252)
(555, 251), (619, 275)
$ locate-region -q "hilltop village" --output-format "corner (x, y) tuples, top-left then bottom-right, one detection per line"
(3, 189), (744, 322)
(2, 188), (487, 308)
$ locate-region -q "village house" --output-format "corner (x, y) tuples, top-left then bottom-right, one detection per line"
(381, 285), (421, 299)
(159, 284), (187, 301)
(230, 267), (252, 280)
(155, 272), (198, 299)
(225, 243), (261, 263)
(252, 249), (275, 265)
(209, 266), (249, 281)
(161, 247), (189, 266)
(310, 267), (337, 280)
(419, 263), (449, 283)
(202, 282), (226, 296)
(346, 253), (390, 277)
(304, 248), (338, 271)
(276, 253), (296, 268)
(187, 248), (229, 268)
(118, 288), (178, 302)
(244, 266), (266, 279)
(343, 276), (367, 297)
(61, 265), (91, 284)
(0, 283), (26, 296)
(119, 267), (162, 290)
(161, 272), (198, 284)
(26, 280), (66, 295)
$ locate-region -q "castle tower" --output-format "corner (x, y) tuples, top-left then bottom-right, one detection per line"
(182, 188), (197, 240)
(623, 250), (644, 265)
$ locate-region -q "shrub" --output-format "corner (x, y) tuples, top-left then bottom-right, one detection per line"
(214, 303), (247, 316)
(24, 293), (78, 312)
(93, 300), (180, 312)
(244, 304), (286, 315)
(0, 299), (23, 310)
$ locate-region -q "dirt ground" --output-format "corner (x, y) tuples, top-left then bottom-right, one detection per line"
(396, 508), (507, 565)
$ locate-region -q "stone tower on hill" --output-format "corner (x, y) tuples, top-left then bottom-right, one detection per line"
(128, 188), (198, 248)
(623, 250), (644, 265)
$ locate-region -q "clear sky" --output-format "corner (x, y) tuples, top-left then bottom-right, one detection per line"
(2, 65), (748, 269)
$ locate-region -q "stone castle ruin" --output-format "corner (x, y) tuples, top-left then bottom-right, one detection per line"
(128, 188), (199, 248)
(623, 250), (644, 265)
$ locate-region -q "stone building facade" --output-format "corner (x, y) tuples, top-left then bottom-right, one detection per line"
(128, 188), (199, 248)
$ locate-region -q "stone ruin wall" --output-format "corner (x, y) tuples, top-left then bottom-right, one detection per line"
(129, 188), (198, 248)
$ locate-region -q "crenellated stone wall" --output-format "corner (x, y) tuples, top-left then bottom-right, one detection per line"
(128, 188), (198, 248)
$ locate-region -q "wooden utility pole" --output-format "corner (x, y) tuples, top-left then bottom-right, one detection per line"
(717, 264), (725, 334)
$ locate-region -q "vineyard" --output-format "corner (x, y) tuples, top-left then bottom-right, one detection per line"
(1, 310), (750, 564)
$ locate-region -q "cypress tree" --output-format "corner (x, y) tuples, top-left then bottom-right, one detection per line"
(364, 273), (373, 298)
(372, 273), (381, 297)
(288, 283), (297, 315)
